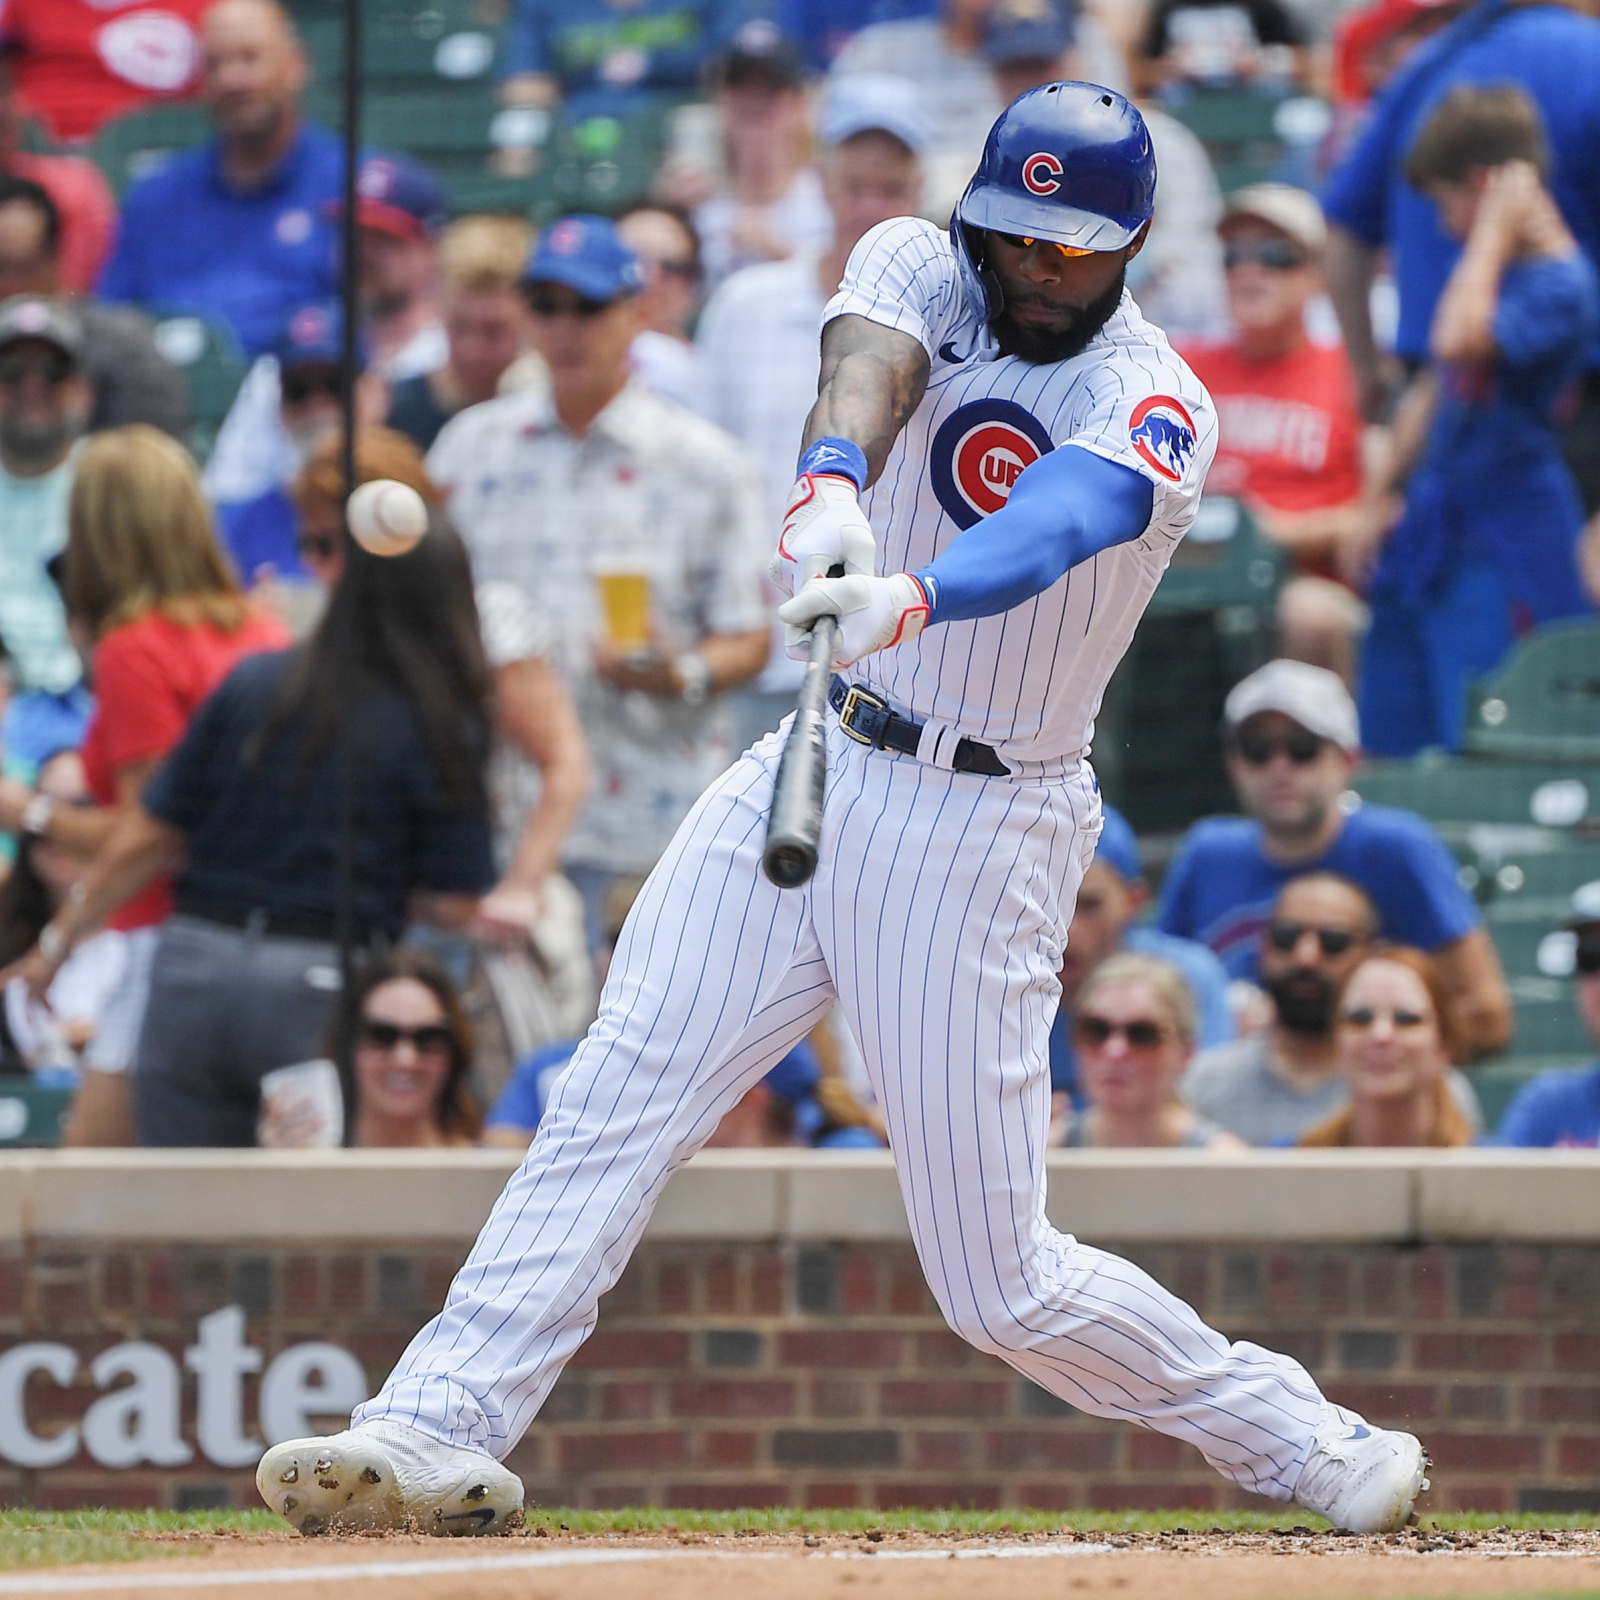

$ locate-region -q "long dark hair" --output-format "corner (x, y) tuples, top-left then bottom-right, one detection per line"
(329, 947), (482, 1141)
(249, 511), (493, 809)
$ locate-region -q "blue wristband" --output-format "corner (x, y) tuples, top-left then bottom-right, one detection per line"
(796, 437), (869, 493)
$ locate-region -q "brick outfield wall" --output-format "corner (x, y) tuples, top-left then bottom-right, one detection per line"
(4, 1238), (1600, 1515)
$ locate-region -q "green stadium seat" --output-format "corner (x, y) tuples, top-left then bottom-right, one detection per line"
(0, 1083), (73, 1148)
(147, 310), (250, 466)
(1465, 617), (1600, 761)
(1351, 757), (1600, 829)
(1148, 495), (1284, 616)
(90, 103), (210, 196)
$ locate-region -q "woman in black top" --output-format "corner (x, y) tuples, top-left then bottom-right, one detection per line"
(11, 517), (498, 1147)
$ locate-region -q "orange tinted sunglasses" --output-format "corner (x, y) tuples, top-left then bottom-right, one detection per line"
(993, 231), (1096, 258)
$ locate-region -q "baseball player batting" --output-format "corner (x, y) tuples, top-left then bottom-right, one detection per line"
(258, 85), (1428, 1536)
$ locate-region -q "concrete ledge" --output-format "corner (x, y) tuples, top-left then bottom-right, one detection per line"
(1, 1147), (1597, 1245)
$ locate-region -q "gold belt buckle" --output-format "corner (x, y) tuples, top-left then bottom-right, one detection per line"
(838, 683), (888, 745)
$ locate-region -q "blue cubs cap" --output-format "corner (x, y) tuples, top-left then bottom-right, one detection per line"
(273, 300), (365, 370)
(1093, 804), (1143, 883)
(819, 73), (931, 154)
(330, 153), (451, 241)
(523, 214), (645, 303)
(763, 1039), (821, 1104)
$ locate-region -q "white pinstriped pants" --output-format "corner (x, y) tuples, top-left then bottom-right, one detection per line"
(357, 718), (1327, 1500)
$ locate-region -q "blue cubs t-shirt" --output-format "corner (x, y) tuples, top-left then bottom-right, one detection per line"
(1157, 803), (1480, 980)
(98, 125), (343, 359)
(1320, 0), (1600, 368)
(1495, 1064), (1600, 1147)
(1372, 254), (1599, 619)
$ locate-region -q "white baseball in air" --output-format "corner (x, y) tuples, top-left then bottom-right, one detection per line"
(347, 478), (429, 557)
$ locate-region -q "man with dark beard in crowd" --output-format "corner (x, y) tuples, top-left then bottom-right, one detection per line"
(1181, 870), (1482, 1144)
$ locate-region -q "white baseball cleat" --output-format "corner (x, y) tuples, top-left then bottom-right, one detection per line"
(255, 1420), (524, 1536)
(1293, 1404), (1430, 1533)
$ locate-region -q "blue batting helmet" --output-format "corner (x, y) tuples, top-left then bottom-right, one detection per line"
(953, 83), (1156, 318)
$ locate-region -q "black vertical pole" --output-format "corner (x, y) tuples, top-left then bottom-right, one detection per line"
(336, 0), (362, 1141)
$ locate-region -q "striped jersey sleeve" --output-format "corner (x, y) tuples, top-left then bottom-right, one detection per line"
(823, 217), (965, 359)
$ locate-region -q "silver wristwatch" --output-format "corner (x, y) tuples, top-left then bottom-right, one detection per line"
(675, 651), (713, 706)
(19, 792), (54, 838)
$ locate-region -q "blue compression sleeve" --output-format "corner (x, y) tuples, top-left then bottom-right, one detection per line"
(912, 445), (1155, 624)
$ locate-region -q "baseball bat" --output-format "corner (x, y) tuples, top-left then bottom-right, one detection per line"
(762, 607), (839, 889)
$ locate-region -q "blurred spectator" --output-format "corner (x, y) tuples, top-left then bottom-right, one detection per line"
(98, 0), (341, 362)
(499, 0), (756, 117)
(830, 0), (1002, 224)
(212, 301), (383, 587)
(1050, 804), (1234, 1110)
(1346, 88), (1598, 758)
(0, 55), (115, 292)
(1136, 0), (1303, 93)
(206, 153), (450, 518)
(698, 72), (926, 527)
(1158, 659), (1511, 1056)
(0, 749), (130, 1125)
(11, 516), (498, 1147)
(1300, 944), (1473, 1146)
(1051, 953), (1245, 1149)
(337, 950), (482, 1148)
(1330, 0), (1462, 123)
(1495, 880), (1600, 1147)
(292, 428), (591, 995)
(0, 176), (187, 438)
(682, 32), (832, 292)
(388, 216), (533, 454)
(984, 0), (1075, 105)
(1320, 0), (1600, 528)
(1181, 184), (1368, 682)
(427, 215), (769, 951)
(0, 426), (289, 1144)
(0, 0), (207, 144)
(618, 203), (704, 410)
(0, 295), (90, 696)
(1183, 869), (1483, 1143)
(779, 0), (938, 71)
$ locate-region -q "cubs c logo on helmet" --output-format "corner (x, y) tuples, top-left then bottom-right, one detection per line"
(1128, 395), (1197, 483)
(1021, 151), (1064, 196)
(931, 400), (1055, 530)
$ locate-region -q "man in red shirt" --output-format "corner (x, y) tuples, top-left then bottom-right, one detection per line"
(0, 0), (209, 144)
(0, 53), (115, 291)
(1181, 184), (1372, 683)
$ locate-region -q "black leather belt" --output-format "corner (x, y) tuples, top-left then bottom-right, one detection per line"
(829, 677), (1010, 776)
(175, 894), (366, 944)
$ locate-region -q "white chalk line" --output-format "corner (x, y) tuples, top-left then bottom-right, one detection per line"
(0, 1541), (1126, 1594)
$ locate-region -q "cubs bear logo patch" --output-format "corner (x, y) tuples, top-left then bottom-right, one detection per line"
(930, 399), (1055, 530)
(1128, 395), (1197, 482)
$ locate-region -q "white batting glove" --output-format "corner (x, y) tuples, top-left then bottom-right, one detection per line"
(769, 474), (876, 599)
(778, 573), (930, 667)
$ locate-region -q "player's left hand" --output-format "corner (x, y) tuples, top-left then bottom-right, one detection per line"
(779, 572), (929, 667)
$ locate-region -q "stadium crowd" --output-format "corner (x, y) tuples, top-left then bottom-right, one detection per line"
(0, 0), (1598, 1152)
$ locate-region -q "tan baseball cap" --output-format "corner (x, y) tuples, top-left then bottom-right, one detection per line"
(1221, 183), (1327, 256)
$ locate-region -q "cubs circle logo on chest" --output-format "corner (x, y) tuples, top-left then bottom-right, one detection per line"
(930, 399), (1055, 529)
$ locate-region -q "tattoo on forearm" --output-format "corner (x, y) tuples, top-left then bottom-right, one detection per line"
(803, 315), (931, 486)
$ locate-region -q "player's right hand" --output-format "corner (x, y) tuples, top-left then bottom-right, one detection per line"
(770, 474), (875, 599)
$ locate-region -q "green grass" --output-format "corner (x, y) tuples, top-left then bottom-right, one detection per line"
(0, 1506), (1592, 1572)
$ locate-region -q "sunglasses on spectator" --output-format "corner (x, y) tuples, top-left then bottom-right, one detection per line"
(1575, 930), (1600, 975)
(1223, 240), (1307, 272)
(991, 231), (1096, 259)
(524, 289), (611, 319)
(1075, 1014), (1169, 1049)
(1265, 921), (1360, 957)
(0, 349), (74, 387)
(1337, 1007), (1428, 1031)
(358, 1019), (454, 1056)
(1232, 727), (1324, 766)
(653, 257), (698, 279)
(281, 363), (345, 405)
(296, 531), (339, 562)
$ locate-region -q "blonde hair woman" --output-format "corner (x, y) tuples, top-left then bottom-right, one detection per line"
(1053, 952), (1246, 1150)
(0, 426), (289, 1144)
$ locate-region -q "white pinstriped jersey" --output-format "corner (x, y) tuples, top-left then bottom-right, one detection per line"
(825, 216), (1219, 767)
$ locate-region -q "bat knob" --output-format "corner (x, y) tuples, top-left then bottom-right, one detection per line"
(762, 841), (816, 889)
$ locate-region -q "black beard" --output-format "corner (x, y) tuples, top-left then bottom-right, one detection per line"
(990, 264), (1127, 364)
(1266, 968), (1337, 1037)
